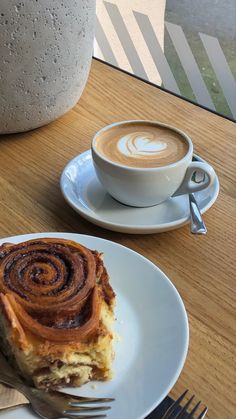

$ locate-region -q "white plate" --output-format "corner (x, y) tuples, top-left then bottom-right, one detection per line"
(0, 232), (189, 419)
(60, 151), (219, 234)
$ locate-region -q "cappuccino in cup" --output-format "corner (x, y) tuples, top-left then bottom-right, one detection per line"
(94, 121), (189, 168)
(92, 120), (216, 207)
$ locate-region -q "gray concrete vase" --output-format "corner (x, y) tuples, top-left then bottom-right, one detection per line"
(0, 0), (96, 133)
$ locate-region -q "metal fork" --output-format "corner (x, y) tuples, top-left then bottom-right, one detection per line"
(161, 389), (208, 418)
(0, 351), (114, 418)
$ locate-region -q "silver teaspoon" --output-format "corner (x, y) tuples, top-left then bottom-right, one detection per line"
(190, 156), (207, 235)
(189, 192), (207, 234)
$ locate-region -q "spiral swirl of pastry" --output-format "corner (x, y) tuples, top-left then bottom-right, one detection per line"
(0, 238), (101, 342)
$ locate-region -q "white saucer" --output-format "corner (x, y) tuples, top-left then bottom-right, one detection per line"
(60, 150), (219, 234)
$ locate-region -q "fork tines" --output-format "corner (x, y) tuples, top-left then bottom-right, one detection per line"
(161, 389), (208, 418)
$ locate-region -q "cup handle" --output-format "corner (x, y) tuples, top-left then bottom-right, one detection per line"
(172, 162), (216, 197)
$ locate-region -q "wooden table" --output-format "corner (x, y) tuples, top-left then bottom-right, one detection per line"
(0, 59), (235, 419)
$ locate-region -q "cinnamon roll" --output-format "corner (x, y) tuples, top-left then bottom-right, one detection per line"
(0, 238), (115, 389)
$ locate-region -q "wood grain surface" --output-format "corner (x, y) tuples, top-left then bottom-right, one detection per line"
(0, 59), (235, 418)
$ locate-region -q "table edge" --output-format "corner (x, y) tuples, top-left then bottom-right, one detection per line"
(93, 57), (236, 124)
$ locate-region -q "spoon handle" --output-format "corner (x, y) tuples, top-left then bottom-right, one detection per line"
(189, 193), (207, 235)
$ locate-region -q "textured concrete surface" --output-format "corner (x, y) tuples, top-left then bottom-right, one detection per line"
(0, 0), (96, 133)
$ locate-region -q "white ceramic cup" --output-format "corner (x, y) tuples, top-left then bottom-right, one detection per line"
(91, 120), (216, 207)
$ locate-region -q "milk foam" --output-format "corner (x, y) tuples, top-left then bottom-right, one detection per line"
(117, 133), (167, 158)
(95, 122), (189, 168)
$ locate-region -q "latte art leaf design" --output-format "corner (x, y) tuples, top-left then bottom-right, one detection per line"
(118, 132), (167, 158)
(96, 123), (189, 168)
